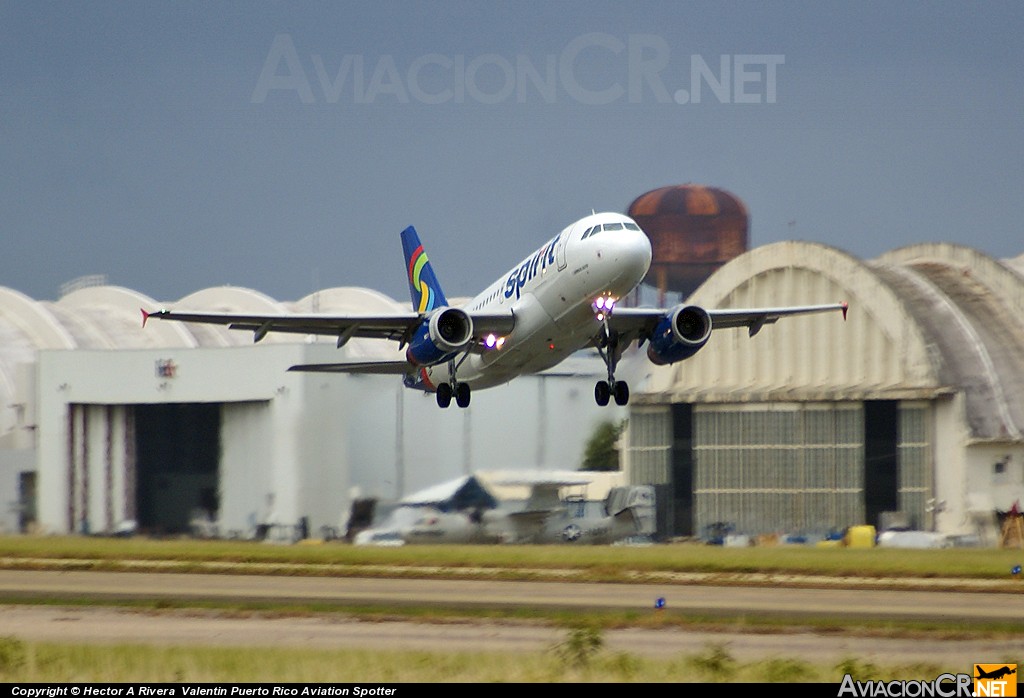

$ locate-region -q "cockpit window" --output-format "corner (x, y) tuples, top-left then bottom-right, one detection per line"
(583, 221), (639, 238)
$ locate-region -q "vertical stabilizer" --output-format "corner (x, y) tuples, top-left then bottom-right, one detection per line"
(401, 226), (449, 312)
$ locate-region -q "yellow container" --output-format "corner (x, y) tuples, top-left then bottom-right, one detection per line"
(844, 525), (877, 548)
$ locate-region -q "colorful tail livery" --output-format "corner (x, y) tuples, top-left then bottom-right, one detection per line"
(401, 226), (448, 313)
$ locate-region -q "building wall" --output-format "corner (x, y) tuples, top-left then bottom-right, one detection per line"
(965, 442), (1024, 514)
(922, 393), (1024, 542)
(37, 345), (296, 535)
(219, 400), (274, 537)
(34, 344), (616, 536)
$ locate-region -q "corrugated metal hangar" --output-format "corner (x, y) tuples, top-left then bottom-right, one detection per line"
(625, 241), (1024, 543)
(1, 240), (1022, 544)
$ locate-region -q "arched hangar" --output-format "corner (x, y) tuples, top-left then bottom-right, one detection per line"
(625, 242), (1024, 541)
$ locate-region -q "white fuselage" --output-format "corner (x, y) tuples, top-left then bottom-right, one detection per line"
(422, 212), (653, 390)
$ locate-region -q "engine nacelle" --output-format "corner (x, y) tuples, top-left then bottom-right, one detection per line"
(646, 305), (713, 365)
(406, 307), (474, 366)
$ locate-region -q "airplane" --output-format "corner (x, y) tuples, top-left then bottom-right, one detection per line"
(975, 666), (1016, 681)
(352, 473), (656, 545)
(497, 476), (656, 544)
(352, 474), (502, 545)
(143, 211), (848, 408)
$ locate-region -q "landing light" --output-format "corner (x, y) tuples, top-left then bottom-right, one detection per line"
(592, 295), (617, 314)
(484, 334), (506, 350)
(593, 294), (619, 323)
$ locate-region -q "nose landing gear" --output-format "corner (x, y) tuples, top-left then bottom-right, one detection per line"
(592, 295), (629, 407)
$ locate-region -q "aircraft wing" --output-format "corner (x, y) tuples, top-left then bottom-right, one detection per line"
(287, 361), (412, 374)
(143, 309), (421, 344)
(142, 308), (516, 349)
(502, 508), (559, 542)
(608, 302), (848, 340)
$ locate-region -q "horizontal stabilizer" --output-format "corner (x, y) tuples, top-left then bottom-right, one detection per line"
(288, 361), (412, 374)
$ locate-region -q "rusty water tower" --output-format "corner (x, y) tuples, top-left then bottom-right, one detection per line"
(628, 185), (749, 303)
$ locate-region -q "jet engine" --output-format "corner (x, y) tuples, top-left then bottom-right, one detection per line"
(406, 307), (474, 366)
(646, 305), (713, 365)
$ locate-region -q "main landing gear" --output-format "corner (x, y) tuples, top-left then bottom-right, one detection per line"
(435, 355), (471, 408)
(436, 381), (470, 408)
(594, 378), (628, 407)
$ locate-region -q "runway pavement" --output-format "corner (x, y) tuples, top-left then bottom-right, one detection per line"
(0, 569), (1021, 665)
(0, 569), (1020, 622)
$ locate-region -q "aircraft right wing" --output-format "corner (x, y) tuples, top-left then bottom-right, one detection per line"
(595, 301), (847, 367)
(287, 361), (413, 374)
(142, 309), (423, 345)
(609, 302), (848, 342)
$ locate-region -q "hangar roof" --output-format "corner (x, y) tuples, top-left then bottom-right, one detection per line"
(640, 242), (1024, 443)
(872, 244), (1024, 441)
(0, 284), (408, 439)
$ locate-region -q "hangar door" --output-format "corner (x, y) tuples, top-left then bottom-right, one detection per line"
(133, 403), (221, 535)
(627, 404), (863, 537)
(64, 403), (222, 535)
(628, 401), (931, 538)
(693, 403), (864, 537)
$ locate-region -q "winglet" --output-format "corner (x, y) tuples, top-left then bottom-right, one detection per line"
(141, 308), (151, 327)
(400, 226), (449, 313)
(841, 301), (849, 321)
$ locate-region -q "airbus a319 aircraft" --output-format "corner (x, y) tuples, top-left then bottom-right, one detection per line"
(143, 212), (847, 408)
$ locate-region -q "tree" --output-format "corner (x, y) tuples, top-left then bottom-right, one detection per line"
(580, 420), (626, 471)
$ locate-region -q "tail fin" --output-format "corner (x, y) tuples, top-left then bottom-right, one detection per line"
(401, 225), (449, 312)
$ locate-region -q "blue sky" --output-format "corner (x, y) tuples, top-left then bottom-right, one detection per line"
(2, 1), (1022, 303)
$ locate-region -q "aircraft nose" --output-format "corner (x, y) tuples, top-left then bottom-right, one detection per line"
(620, 227), (653, 278)
(594, 226), (652, 293)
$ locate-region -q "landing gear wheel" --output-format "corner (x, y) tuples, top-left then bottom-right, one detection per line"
(595, 381), (611, 407)
(455, 382), (471, 408)
(613, 381), (629, 406)
(436, 383), (452, 408)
